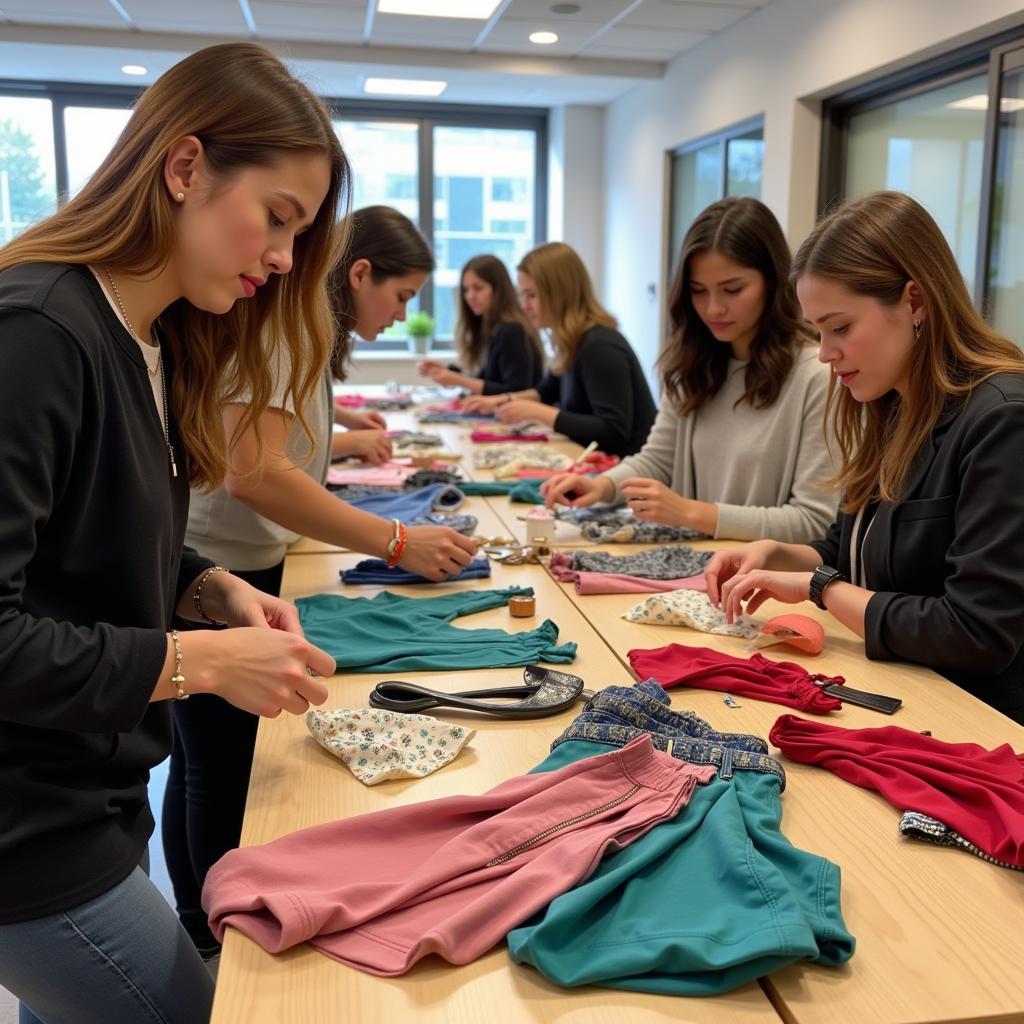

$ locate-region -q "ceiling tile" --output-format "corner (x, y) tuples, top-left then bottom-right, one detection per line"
(371, 11), (484, 44)
(620, 0), (753, 33)
(501, 0), (632, 21)
(250, 1), (364, 41)
(120, 0), (247, 32)
(1, 0), (124, 27)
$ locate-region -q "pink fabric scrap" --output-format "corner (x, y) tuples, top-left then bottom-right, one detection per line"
(326, 463), (419, 487)
(471, 430), (550, 443)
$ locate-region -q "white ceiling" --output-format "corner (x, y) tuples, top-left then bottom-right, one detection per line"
(0, 0), (772, 106)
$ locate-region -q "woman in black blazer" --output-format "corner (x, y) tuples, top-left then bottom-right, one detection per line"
(418, 253), (544, 395)
(705, 191), (1024, 724)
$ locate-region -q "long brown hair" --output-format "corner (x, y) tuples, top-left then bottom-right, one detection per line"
(329, 205), (434, 380)
(517, 242), (615, 374)
(0, 42), (350, 489)
(660, 197), (811, 416)
(792, 190), (1024, 511)
(454, 253), (542, 373)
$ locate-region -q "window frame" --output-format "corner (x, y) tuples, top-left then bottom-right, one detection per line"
(0, 81), (548, 351)
(817, 25), (1024, 311)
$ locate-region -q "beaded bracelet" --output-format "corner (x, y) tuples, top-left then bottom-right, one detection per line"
(193, 565), (229, 625)
(385, 520), (408, 568)
(170, 628), (189, 701)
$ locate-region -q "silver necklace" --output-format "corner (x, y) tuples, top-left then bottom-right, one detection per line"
(104, 267), (177, 478)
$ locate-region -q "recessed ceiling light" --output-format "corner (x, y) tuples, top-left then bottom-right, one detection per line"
(121, 64), (147, 76)
(378, 0), (501, 17)
(529, 31), (559, 44)
(363, 77), (448, 97)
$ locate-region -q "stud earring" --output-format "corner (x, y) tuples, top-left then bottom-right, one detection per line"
(175, 192), (185, 202)
(912, 319), (922, 340)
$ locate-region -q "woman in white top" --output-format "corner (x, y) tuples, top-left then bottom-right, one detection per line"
(544, 196), (837, 543)
(169, 206), (478, 961)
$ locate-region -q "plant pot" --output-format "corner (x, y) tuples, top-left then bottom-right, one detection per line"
(408, 334), (432, 356)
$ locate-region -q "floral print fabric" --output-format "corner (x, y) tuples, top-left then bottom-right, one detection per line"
(305, 707), (475, 786)
(623, 590), (759, 639)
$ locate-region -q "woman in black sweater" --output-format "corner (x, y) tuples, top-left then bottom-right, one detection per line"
(707, 192), (1024, 724)
(464, 242), (656, 457)
(419, 253), (544, 394)
(0, 44), (345, 1023)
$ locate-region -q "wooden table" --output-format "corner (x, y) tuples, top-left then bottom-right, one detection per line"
(212, 551), (781, 1023)
(215, 415), (1024, 1024)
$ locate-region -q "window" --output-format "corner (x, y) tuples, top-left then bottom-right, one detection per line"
(385, 173), (416, 200)
(666, 121), (764, 282)
(821, 28), (1024, 344)
(842, 75), (987, 295)
(432, 126), (538, 341)
(64, 106), (132, 198)
(0, 96), (57, 244)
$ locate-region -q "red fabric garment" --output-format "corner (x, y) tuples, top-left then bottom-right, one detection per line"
(627, 644), (843, 714)
(471, 430), (550, 443)
(769, 714), (1024, 867)
(570, 452), (620, 473)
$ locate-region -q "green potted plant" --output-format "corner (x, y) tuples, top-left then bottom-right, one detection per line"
(405, 311), (435, 355)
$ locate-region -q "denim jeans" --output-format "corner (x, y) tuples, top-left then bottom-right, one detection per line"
(508, 680), (854, 995)
(0, 857), (214, 1024)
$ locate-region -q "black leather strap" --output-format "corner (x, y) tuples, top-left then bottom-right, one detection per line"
(368, 666), (588, 719)
(820, 682), (902, 715)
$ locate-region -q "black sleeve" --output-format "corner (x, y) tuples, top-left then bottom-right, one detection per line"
(481, 322), (539, 395)
(808, 515), (843, 567)
(536, 371), (561, 405)
(866, 400), (1024, 675)
(176, 546), (216, 606)
(0, 312), (167, 732)
(553, 340), (635, 452)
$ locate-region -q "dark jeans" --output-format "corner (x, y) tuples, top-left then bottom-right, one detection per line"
(161, 560), (284, 955)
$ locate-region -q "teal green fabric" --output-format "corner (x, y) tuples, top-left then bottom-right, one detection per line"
(458, 479), (545, 504)
(507, 739), (854, 995)
(297, 587), (577, 672)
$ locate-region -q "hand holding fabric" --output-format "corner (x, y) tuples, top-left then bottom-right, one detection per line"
(619, 477), (692, 526)
(399, 526), (480, 581)
(542, 472), (613, 508)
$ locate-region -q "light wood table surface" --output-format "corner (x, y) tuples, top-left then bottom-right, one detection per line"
(531, 535), (1024, 1024)
(210, 550), (781, 1023)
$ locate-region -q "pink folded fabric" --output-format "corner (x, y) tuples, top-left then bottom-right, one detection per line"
(203, 735), (714, 975)
(471, 430), (550, 443)
(335, 394), (366, 408)
(326, 463), (418, 487)
(548, 553), (709, 595)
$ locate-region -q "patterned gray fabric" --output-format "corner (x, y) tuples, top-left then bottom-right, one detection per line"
(409, 513), (478, 536)
(558, 507), (704, 544)
(569, 545), (712, 580)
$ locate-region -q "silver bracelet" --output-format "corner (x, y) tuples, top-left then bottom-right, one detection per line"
(193, 565), (229, 626)
(169, 628), (189, 701)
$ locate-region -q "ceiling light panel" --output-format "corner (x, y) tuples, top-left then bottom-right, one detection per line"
(377, 0), (501, 18)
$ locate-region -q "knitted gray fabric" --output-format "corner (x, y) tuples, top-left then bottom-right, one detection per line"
(569, 545), (712, 580)
(559, 507), (704, 544)
(409, 513), (478, 536)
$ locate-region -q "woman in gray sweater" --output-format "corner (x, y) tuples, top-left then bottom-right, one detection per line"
(543, 197), (836, 543)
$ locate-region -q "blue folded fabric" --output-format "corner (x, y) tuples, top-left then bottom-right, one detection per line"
(340, 483), (465, 520)
(340, 557), (492, 585)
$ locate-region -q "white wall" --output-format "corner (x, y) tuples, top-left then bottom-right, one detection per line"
(602, 0), (1024, 389)
(547, 104), (605, 287)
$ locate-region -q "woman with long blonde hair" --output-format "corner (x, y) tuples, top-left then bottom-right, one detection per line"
(0, 43), (348, 1022)
(464, 241), (656, 457)
(418, 252), (544, 394)
(706, 191), (1024, 723)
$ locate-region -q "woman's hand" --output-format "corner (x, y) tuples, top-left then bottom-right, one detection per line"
(618, 478), (692, 525)
(196, 570), (303, 635)
(462, 393), (505, 414)
(335, 406), (387, 431)
(181, 627), (333, 718)
(418, 358), (444, 377)
(541, 473), (614, 508)
(496, 399), (554, 426)
(719, 570), (813, 623)
(333, 429), (393, 466)
(398, 527), (480, 581)
(703, 541), (781, 608)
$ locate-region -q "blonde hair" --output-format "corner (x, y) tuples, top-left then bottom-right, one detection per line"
(791, 190), (1024, 511)
(517, 242), (615, 374)
(0, 42), (350, 488)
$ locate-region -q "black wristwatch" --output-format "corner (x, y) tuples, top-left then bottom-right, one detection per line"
(809, 565), (846, 609)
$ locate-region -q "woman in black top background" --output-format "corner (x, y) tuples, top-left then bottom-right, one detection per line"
(464, 242), (657, 457)
(419, 252), (544, 394)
